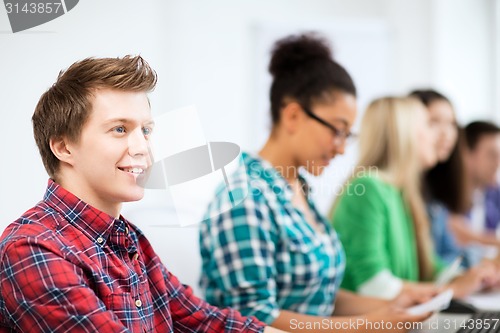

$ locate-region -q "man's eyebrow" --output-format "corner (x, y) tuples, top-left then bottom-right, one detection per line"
(103, 118), (155, 126)
(103, 118), (130, 125)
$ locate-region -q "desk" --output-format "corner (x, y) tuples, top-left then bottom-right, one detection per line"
(412, 289), (500, 333)
(463, 289), (500, 312)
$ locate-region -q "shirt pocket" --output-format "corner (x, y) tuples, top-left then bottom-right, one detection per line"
(102, 292), (145, 332)
(284, 223), (326, 287)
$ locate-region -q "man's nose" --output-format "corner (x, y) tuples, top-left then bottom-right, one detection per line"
(128, 128), (149, 157)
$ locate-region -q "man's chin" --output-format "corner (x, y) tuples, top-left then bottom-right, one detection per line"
(123, 188), (145, 202)
(488, 179), (499, 187)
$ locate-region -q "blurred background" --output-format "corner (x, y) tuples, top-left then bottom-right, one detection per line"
(1, 0), (499, 294)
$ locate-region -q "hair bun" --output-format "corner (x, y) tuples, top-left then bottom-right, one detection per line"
(269, 33), (333, 78)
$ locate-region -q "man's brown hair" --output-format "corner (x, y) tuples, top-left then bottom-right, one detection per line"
(32, 55), (157, 178)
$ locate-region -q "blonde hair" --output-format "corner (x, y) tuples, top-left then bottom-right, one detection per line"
(347, 96), (434, 281)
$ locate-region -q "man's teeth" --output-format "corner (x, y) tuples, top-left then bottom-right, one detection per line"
(123, 168), (144, 174)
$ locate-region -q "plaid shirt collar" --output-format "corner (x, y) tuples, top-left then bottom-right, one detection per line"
(43, 179), (122, 248)
(243, 152), (311, 203)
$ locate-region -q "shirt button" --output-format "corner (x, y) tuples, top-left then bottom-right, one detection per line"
(135, 299), (142, 308)
(96, 237), (104, 244)
(132, 253), (139, 261)
(125, 227), (129, 235)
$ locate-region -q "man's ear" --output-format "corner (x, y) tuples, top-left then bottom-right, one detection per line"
(463, 148), (476, 170)
(463, 147), (473, 160)
(280, 102), (304, 134)
(49, 136), (74, 166)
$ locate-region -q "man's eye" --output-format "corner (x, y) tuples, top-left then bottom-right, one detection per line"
(142, 127), (152, 136)
(114, 126), (126, 134)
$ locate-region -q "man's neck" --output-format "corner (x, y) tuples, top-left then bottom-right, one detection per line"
(55, 175), (122, 218)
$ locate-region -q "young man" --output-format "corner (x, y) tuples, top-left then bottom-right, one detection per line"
(0, 56), (285, 333)
(449, 121), (500, 264)
(465, 121), (500, 237)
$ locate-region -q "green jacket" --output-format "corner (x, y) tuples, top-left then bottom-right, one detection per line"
(331, 176), (440, 292)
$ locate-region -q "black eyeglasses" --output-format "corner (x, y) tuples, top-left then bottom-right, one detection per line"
(301, 106), (356, 145)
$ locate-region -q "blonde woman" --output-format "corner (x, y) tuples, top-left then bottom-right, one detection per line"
(331, 96), (497, 300)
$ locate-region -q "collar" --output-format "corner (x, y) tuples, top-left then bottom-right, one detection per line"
(43, 179), (120, 247)
(242, 152), (332, 235)
(242, 152), (311, 203)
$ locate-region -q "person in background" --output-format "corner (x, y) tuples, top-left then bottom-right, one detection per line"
(200, 34), (430, 333)
(0, 56), (286, 333)
(331, 96), (498, 301)
(409, 89), (471, 266)
(450, 121), (500, 263)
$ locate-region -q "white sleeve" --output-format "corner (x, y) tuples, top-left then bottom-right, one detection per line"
(357, 269), (403, 300)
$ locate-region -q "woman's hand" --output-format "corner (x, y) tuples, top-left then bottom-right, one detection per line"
(476, 259), (500, 289)
(264, 327), (289, 333)
(364, 305), (432, 333)
(394, 282), (441, 307)
(448, 262), (498, 298)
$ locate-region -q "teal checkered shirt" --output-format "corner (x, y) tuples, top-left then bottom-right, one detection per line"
(199, 152), (345, 324)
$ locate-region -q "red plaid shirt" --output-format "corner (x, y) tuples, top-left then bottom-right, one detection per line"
(0, 180), (265, 333)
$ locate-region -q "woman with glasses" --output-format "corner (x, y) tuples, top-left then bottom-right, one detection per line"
(199, 34), (429, 333)
(330, 96), (497, 301)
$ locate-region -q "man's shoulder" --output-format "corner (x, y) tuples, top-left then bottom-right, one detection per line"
(0, 201), (63, 248)
(485, 184), (500, 200)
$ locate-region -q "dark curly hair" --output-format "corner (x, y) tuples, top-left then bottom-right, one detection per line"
(269, 33), (356, 124)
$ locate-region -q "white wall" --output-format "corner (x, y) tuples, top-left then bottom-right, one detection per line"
(0, 0), (498, 293)
(158, 0), (437, 150)
(0, 0), (168, 223)
(430, 0), (497, 124)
